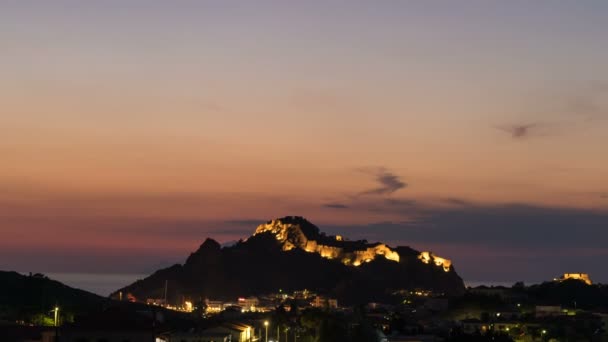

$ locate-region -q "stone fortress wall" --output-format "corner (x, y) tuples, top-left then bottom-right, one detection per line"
(254, 218), (451, 271)
(417, 251), (452, 272)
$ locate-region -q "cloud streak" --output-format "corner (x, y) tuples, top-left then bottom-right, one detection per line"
(496, 123), (539, 139)
(565, 80), (608, 121)
(323, 203), (349, 209)
(324, 204), (608, 282)
(323, 167), (410, 211)
(359, 167), (407, 196)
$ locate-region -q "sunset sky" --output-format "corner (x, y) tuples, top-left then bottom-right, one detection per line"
(2, 1), (608, 283)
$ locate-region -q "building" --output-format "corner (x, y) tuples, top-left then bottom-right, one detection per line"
(206, 300), (225, 313)
(293, 289), (314, 299)
(204, 323), (254, 342)
(147, 298), (167, 306)
(311, 296), (338, 309)
(460, 319), (520, 335)
(554, 273), (592, 285)
(237, 297), (259, 312)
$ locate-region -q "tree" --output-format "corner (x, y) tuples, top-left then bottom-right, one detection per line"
(192, 299), (207, 318)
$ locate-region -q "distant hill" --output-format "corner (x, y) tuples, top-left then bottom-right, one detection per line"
(0, 271), (105, 325)
(113, 216), (465, 305)
(528, 279), (608, 309)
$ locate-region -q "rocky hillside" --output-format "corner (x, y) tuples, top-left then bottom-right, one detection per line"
(113, 217), (465, 305)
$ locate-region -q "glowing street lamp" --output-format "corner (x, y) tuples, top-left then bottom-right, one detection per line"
(52, 306), (59, 342)
(53, 307), (59, 327)
(264, 320), (269, 342)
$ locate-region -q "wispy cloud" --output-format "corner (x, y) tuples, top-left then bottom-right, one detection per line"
(565, 81), (608, 121)
(322, 167), (409, 211)
(384, 198), (417, 207)
(494, 80), (608, 141)
(323, 203), (349, 209)
(442, 198), (474, 207)
(359, 167), (407, 196)
(496, 123), (539, 139)
(223, 219), (266, 227)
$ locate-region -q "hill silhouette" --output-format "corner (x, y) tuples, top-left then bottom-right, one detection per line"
(114, 217), (465, 304)
(0, 271), (104, 324)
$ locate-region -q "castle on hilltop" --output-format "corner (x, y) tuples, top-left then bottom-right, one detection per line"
(254, 216), (452, 272)
(554, 273), (592, 285)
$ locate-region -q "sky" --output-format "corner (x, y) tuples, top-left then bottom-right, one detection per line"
(1, 1), (608, 284)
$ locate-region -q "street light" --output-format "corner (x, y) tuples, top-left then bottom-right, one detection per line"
(264, 320), (269, 342)
(53, 306), (59, 342)
(53, 307), (59, 327)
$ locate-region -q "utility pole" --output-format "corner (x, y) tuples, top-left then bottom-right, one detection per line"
(163, 280), (168, 306)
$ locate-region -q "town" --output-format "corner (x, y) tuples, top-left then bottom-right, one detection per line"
(2, 271), (607, 342)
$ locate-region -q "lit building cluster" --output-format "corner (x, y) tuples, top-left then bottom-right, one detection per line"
(146, 297), (194, 313)
(204, 297), (270, 314)
(199, 290), (339, 316)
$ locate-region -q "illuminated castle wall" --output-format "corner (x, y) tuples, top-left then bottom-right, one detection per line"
(254, 219), (399, 266)
(555, 273), (592, 285)
(418, 251), (452, 272)
(254, 219), (450, 271)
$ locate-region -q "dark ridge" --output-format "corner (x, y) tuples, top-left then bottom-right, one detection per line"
(113, 217), (465, 305)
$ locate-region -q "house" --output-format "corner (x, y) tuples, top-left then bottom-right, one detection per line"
(204, 323), (254, 342)
(206, 300), (225, 313)
(311, 296), (338, 309)
(237, 297), (259, 312)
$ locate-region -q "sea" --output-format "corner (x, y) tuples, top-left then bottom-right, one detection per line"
(46, 273), (149, 297)
(41, 273), (537, 297)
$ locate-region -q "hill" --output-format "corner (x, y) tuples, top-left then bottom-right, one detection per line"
(113, 217), (465, 305)
(0, 271), (105, 325)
